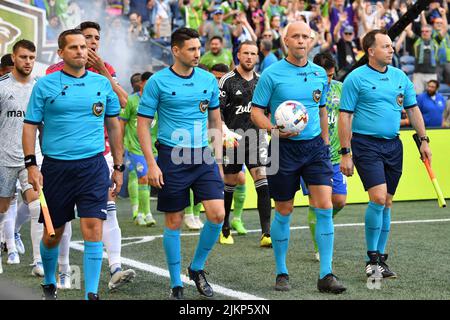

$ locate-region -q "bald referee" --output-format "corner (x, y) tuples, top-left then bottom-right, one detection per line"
(22, 29), (123, 300)
(339, 29), (432, 280)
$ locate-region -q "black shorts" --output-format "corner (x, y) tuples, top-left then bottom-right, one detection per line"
(223, 132), (269, 175)
(39, 153), (109, 229)
(351, 133), (403, 195)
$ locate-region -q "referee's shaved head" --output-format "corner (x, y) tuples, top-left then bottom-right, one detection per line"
(285, 21), (311, 37)
(284, 21), (312, 62)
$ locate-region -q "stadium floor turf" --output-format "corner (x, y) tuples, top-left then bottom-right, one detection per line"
(1, 199), (449, 300)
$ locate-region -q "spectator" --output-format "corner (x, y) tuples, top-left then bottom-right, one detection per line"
(329, 0), (358, 41)
(221, 0), (245, 24)
(309, 16), (333, 58)
(231, 13), (257, 63)
(65, 0), (82, 29)
(263, 0), (286, 21)
(267, 14), (285, 59)
(246, 0), (265, 38)
(179, 0), (206, 31)
(259, 38), (277, 72)
(46, 15), (63, 42)
(417, 80), (447, 127)
(128, 12), (150, 43)
(335, 25), (360, 72)
(408, 24), (440, 94)
(199, 36), (234, 70)
(0, 54), (14, 76)
(200, 8), (238, 50)
(152, 0), (172, 40)
(126, 0), (152, 25)
(130, 72), (142, 93)
(357, 0), (379, 39)
(210, 63), (230, 82)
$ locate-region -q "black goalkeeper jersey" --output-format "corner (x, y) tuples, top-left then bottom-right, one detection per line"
(219, 68), (259, 132)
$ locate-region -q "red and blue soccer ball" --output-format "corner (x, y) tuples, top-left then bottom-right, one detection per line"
(274, 100), (309, 134)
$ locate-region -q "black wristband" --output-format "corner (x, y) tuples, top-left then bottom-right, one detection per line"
(24, 155), (37, 168)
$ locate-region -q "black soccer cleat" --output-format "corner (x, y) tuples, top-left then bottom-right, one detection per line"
(87, 292), (100, 300)
(274, 273), (291, 291)
(41, 283), (57, 300)
(378, 254), (397, 279)
(317, 273), (346, 294)
(187, 265), (214, 298)
(365, 250), (382, 279)
(169, 286), (184, 300)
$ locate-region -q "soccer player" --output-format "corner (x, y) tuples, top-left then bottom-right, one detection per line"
(120, 71), (156, 227)
(339, 29), (432, 279)
(137, 28), (225, 300)
(0, 40), (44, 276)
(219, 40), (272, 247)
(46, 21), (135, 291)
(251, 21), (346, 294)
(304, 52), (347, 261)
(23, 29), (123, 300)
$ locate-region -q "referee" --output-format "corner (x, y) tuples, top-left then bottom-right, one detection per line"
(22, 29), (123, 300)
(339, 29), (432, 279)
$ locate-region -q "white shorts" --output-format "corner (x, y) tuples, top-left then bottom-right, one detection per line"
(0, 166), (33, 198)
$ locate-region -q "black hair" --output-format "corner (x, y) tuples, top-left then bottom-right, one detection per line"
(171, 27), (200, 48)
(12, 39), (36, 53)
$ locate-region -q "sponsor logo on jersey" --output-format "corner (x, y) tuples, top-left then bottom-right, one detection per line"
(6, 110), (25, 117)
(92, 101), (104, 116)
(235, 102), (252, 114)
(396, 93), (404, 106)
(236, 90), (242, 95)
(313, 89), (322, 103)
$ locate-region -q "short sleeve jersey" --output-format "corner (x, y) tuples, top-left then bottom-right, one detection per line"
(138, 67), (219, 148)
(252, 59), (329, 141)
(326, 80), (343, 165)
(0, 73), (42, 166)
(340, 64), (417, 139)
(24, 70), (120, 160)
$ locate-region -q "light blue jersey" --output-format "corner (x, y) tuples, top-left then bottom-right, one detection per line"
(138, 67), (219, 148)
(24, 70), (120, 160)
(252, 59), (328, 140)
(340, 64), (417, 139)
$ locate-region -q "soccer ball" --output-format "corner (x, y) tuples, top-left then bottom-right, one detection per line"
(274, 100), (308, 133)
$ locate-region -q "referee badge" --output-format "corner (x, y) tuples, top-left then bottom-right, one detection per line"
(92, 101), (104, 117)
(199, 100), (209, 113)
(312, 89), (322, 103)
(396, 93), (404, 106)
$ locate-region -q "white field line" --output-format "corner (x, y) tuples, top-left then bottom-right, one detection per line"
(69, 217), (450, 300)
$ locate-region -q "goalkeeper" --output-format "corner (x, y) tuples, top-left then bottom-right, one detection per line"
(219, 41), (272, 248)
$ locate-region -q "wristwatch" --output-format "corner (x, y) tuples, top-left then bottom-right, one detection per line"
(419, 135), (430, 143)
(113, 164), (125, 172)
(338, 147), (351, 155)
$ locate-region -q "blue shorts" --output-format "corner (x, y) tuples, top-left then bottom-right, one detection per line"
(39, 153), (109, 229)
(351, 133), (403, 195)
(125, 150), (148, 178)
(300, 163), (347, 196)
(268, 135), (333, 201)
(156, 144), (224, 213)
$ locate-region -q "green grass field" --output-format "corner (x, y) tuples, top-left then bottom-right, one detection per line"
(1, 199), (449, 300)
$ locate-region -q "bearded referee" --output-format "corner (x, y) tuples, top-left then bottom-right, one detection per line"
(339, 29), (432, 279)
(23, 29), (123, 300)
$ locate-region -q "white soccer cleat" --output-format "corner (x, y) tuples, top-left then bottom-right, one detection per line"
(315, 252), (320, 262)
(7, 251), (20, 264)
(145, 213), (156, 227)
(108, 268), (136, 290)
(31, 262), (45, 277)
(184, 214), (200, 230)
(135, 213), (146, 227)
(57, 272), (72, 290)
(194, 216), (204, 229)
(14, 233), (25, 255)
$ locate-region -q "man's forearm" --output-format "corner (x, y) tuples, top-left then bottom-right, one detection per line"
(106, 117), (124, 164)
(98, 67), (128, 108)
(406, 106), (427, 136)
(338, 112), (353, 148)
(22, 123), (38, 157)
(251, 107), (273, 131)
(209, 109), (223, 162)
(137, 117), (157, 166)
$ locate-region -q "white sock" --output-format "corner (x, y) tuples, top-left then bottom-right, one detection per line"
(15, 202), (30, 234)
(29, 199), (43, 264)
(58, 221), (72, 267)
(103, 201), (122, 271)
(5, 198), (17, 253)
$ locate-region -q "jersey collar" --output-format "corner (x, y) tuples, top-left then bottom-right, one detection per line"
(284, 58), (308, 68)
(169, 66), (195, 79)
(366, 63), (388, 74)
(61, 70), (88, 78)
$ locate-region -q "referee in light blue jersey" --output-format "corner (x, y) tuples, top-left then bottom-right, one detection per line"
(251, 21), (346, 294)
(22, 29), (123, 300)
(339, 29), (432, 280)
(137, 28), (225, 300)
